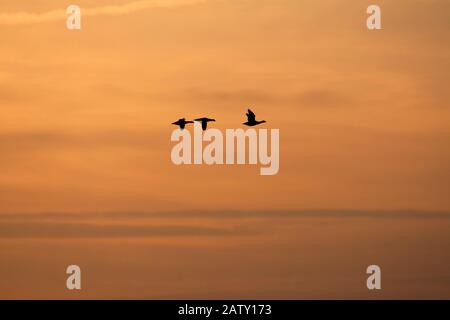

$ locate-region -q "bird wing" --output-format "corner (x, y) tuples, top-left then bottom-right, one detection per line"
(246, 109), (256, 122)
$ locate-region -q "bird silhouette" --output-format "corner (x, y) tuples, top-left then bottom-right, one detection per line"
(172, 118), (193, 130)
(194, 117), (216, 131)
(243, 109), (266, 126)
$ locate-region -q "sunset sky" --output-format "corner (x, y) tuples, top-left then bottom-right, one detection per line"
(0, 0), (449, 299)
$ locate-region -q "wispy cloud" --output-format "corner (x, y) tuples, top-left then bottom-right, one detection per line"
(0, 0), (206, 25)
(2, 209), (449, 221)
(1, 210), (449, 239)
(0, 129), (162, 152)
(0, 221), (252, 239)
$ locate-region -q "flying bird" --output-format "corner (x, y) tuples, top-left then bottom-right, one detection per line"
(243, 109), (266, 126)
(194, 117), (216, 131)
(172, 118), (193, 130)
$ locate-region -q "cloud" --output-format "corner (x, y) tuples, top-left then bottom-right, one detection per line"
(0, 130), (162, 153)
(0, 221), (252, 239)
(0, 0), (206, 25)
(181, 86), (351, 108)
(0, 210), (449, 239)
(186, 88), (278, 104)
(2, 210), (450, 221)
(294, 90), (349, 107)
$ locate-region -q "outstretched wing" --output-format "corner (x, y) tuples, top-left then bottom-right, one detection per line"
(246, 109), (256, 122)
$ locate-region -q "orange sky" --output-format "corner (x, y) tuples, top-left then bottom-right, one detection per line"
(0, 0), (448, 213)
(0, 0), (449, 299)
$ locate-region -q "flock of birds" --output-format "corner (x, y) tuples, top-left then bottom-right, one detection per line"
(172, 109), (266, 131)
